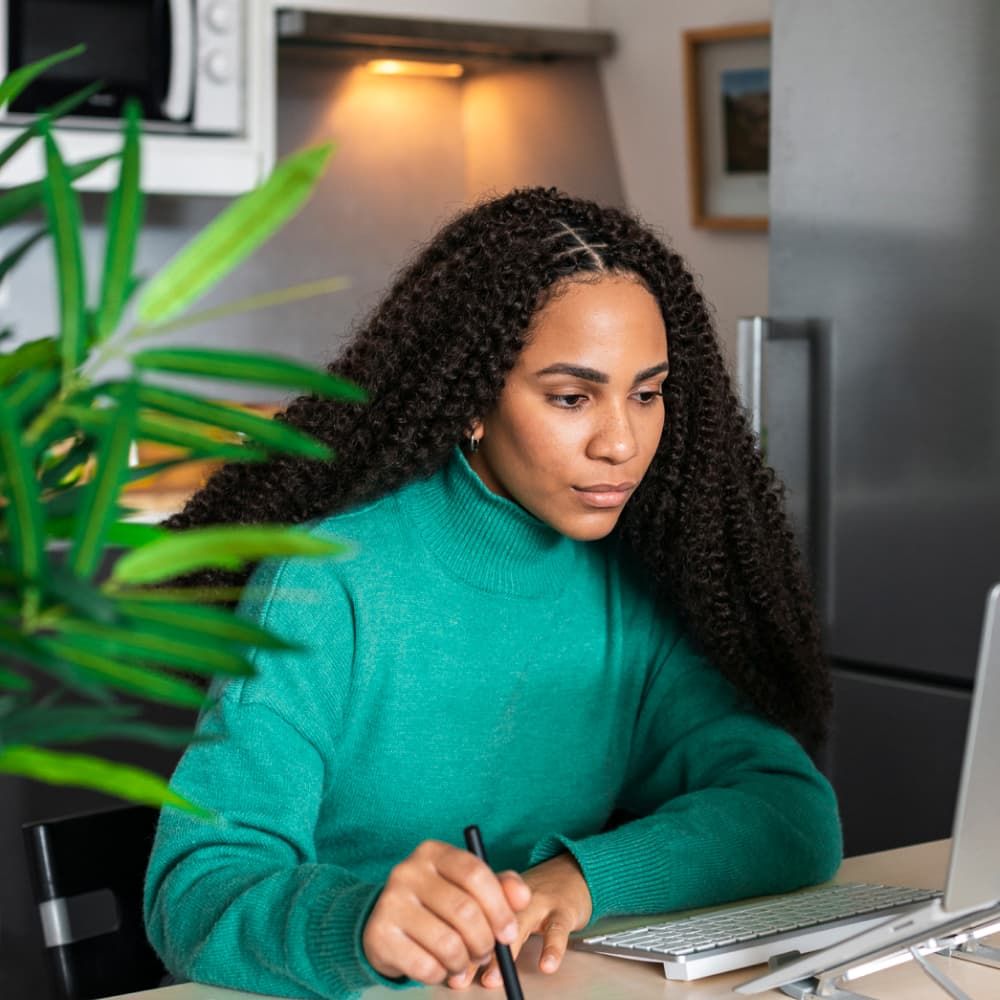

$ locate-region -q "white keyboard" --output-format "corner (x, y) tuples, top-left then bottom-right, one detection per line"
(575, 882), (941, 981)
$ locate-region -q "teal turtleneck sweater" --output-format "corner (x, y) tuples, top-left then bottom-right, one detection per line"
(143, 447), (842, 999)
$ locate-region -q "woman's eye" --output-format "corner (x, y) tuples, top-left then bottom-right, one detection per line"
(634, 390), (664, 405)
(548, 394), (588, 409)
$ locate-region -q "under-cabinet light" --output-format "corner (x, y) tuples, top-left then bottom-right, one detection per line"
(366, 59), (464, 78)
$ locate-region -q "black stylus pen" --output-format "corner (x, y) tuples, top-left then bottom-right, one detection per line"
(463, 825), (525, 1000)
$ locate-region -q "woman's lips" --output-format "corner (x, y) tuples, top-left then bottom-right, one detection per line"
(572, 483), (635, 508)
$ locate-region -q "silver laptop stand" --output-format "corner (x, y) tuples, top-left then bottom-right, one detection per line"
(770, 904), (1000, 1000)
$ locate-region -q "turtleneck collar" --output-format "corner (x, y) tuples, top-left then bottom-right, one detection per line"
(394, 446), (580, 598)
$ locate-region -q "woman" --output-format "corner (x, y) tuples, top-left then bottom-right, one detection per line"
(143, 187), (842, 998)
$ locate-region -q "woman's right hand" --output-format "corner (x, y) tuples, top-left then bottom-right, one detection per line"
(362, 839), (532, 987)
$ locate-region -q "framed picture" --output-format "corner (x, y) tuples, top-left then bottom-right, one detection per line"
(683, 22), (771, 230)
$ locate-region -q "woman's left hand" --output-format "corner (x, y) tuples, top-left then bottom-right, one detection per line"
(446, 852), (593, 990)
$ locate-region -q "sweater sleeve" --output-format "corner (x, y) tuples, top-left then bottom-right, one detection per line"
(528, 630), (843, 925)
(143, 556), (413, 999)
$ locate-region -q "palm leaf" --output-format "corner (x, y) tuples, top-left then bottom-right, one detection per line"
(39, 635), (209, 709)
(94, 99), (143, 342)
(4, 368), (59, 422)
(105, 521), (168, 548)
(0, 45), (85, 109)
(43, 573), (122, 626)
(0, 667), (31, 691)
(40, 129), (87, 381)
(69, 382), (139, 578)
(123, 383), (333, 459)
(0, 404), (45, 583)
(0, 80), (105, 174)
(137, 143), (335, 324)
(0, 624), (113, 701)
(0, 744), (211, 816)
(117, 598), (299, 651)
(0, 153), (118, 227)
(51, 617), (254, 676)
(133, 275), (351, 338)
(0, 337), (58, 387)
(65, 404), (267, 463)
(111, 525), (348, 584)
(0, 702), (204, 748)
(131, 348), (367, 402)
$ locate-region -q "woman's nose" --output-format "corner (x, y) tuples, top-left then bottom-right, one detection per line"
(587, 405), (638, 463)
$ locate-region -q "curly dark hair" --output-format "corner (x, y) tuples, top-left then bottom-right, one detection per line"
(166, 186), (831, 751)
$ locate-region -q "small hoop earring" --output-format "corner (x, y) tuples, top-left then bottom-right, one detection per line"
(468, 434), (480, 454)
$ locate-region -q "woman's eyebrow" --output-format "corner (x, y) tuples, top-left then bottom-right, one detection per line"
(533, 361), (670, 384)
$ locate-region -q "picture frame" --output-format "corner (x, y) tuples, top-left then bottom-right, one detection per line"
(683, 22), (771, 231)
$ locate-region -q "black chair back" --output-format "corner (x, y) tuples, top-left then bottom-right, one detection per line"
(22, 804), (167, 1000)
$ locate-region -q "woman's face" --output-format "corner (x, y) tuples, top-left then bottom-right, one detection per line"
(469, 274), (669, 541)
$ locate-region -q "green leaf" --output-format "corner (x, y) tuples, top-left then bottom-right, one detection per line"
(43, 486), (115, 522)
(121, 383), (333, 459)
(0, 227), (47, 284)
(0, 153), (119, 227)
(0, 623), (114, 701)
(70, 382), (139, 578)
(137, 143), (335, 324)
(131, 348), (367, 402)
(64, 404), (266, 463)
(111, 525), (348, 584)
(51, 616), (254, 676)
(43, 573), (122, 626)
(0, 404), (45, 583)
(4, 368), (59, 422)
(105, 521), (168, 548)
(0, 80), (106, 175)
(0, 337), (58, 387)
(94, 100), (143, 342)
(0, 744), (212, 817)
(118, 598), (298, 651)
(133, 275), (351, 338)
(39, 635), (209, 709)
(0, 667), (31, 692)
(0, 702), (203, 748)
(41, 129), (87, 381)
(0, 45), (85, 110)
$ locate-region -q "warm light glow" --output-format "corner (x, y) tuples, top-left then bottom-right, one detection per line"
(366, 59), (464, 79)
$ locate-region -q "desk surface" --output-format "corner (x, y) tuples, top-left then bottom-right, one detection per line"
(106, 839), (1000, 1000)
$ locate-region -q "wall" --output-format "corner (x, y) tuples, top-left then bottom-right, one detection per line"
(591, 0), (771, 370)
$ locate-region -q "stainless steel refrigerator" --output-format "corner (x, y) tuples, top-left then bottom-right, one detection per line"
(741, 0), (1000, 854)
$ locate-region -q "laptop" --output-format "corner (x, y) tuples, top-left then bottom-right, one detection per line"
(573, 584), (1000, 986)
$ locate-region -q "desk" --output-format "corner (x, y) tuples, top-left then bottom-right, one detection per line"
(103, 840), (999, 1000)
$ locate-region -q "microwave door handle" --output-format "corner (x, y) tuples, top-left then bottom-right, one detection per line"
(162, 0), (194, 121)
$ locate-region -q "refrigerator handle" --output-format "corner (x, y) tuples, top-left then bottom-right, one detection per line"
(736, 316), (770, 437)
(735, 315), (835, 628)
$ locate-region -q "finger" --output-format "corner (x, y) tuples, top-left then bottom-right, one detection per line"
(399, 899), (479, 977)
(481, 921), (533, 990)
(539, 915), (573, 973)
(415, 876), (496, 964)
(372, 923), (449, 986)
(498, 869), (532, 911)
(446, 962), (476, 991)
(433, 847), (520, 944)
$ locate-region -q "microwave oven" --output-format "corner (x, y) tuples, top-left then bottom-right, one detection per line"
(0, 0), (245, 135)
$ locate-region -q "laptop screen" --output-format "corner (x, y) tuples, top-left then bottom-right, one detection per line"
(944, 583), (1000, 912)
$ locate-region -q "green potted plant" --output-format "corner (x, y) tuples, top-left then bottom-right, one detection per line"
(0, 47), (363, 815)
